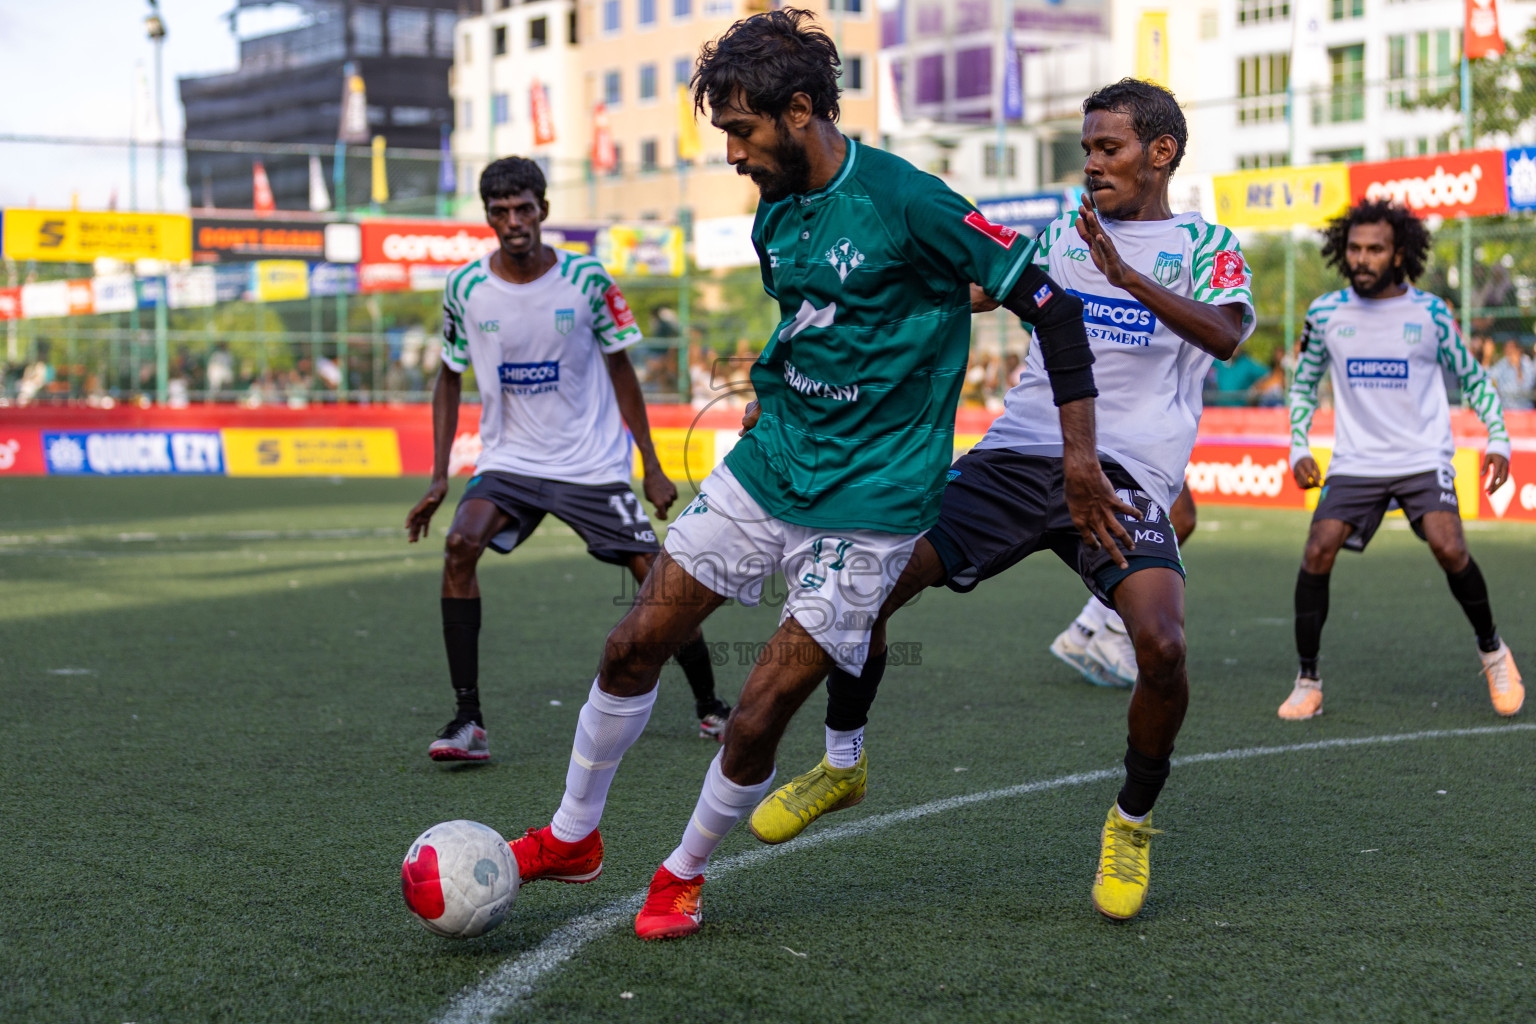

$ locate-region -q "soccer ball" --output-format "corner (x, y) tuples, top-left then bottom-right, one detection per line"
(401, 820), (519, 939)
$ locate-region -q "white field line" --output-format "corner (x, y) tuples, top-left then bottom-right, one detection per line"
(433, 723), (1536, 1024)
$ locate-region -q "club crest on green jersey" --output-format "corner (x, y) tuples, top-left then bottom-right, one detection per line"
(1403, 323), (1422, 344)
(554, 308), (575, 335)
(825, 237), (865, 283)
(1153, 251), (1183, 286)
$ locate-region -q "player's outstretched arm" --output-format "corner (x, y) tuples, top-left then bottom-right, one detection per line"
(994, 266), (1139, 564)
(1288, 317), (1330, 489)
(407, 365), (462, 542)
(1075, 202), (1246, 359)
(606, 350), (678, 520)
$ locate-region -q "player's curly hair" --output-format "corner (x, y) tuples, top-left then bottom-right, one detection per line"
(1321, 199), (1431, 284)
(1083, 78), (1187, 175)
(692, 7), (841, 123)
(480, 157), (546, 204)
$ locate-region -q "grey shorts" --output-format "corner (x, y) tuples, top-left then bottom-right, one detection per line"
(457, 470), (659, 565)
(1313, 467), (1460, 552)
(924, 449), (1184, 609)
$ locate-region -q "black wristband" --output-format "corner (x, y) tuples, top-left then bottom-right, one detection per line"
(999, 265), (1096, 407)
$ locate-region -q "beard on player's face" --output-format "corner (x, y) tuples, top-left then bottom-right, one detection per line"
(1349, 260), (1398, 297)
(737, 118), (813, 203)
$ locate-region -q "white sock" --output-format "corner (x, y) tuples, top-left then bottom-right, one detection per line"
(1116, 802), (1149, 824)
(825, 726), (864, 768)
(662, 752), (776, 879)
(550, 679), (658, 843)
(1102, 608), (1127, 635)
(1076, 597), (1112, 634)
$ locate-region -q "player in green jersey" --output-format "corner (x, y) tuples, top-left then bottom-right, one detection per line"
(500, 9), (1133, 940)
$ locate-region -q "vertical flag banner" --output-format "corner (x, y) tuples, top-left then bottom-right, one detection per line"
(437, 125), (456, 195)
(531, 80), (557, 146)
(1136, 11), (1169, 87)
(1002, 29), (1023, 121)
(1466, 0), (1504, 58)
(338, 68), (370, 143)
(677, 85), (702, 162)
(253, 161), (275, 214)
(371, 136), (389, 205)
(308, 155), (332, 212)
(591, 103), (616, 175)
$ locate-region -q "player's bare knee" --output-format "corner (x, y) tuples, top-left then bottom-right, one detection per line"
(1431, 540), (1469, 573)
(1133, 626), (1186, 684)
(443, 530), (483, 572)
(1302, 542), (1336, 575)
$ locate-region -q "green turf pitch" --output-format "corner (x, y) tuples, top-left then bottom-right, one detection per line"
(2, 476), (1532, 1023)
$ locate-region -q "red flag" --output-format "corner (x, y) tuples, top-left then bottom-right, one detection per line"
(1466, 0), (1505, 59)
(253, 160), (276, 214)
(591, 103), (616, 175)
(531, 80), (557, 146)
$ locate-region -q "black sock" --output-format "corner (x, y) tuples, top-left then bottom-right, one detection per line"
(1294, 569), (1330, 679)
(1446, 558), (1500, 652)
(1116, 740), (1171, 819)
(675, 636), (721, 715)
(825, 650), (888, 731)
(442, 597), (482, 723)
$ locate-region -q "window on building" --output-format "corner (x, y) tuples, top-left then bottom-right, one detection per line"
(675, 56), (692, 86)
(603, 0), (621, 32)
(1237, 52), (1289, 124)
(433, 11), (456, 57)
(492, 24), (507, 55)
(1237, 152), (1289, 170)
(639, 63), (658, 101)
(604, 69), (622, 106)
(955, 47), (991, 98)
(609, 143), (624, 176)
(845, 55), (864, 92)
(639, 0), (657, 26)
(703, 0), (734, 15)
(1329, 0), (1363, 19)
(492, 93), (510, 125)
(1316, 44), (1364, 124)
(984, 144), (1017, 179)
(1236, 0), (1289, 26)
(674, 0), (692, 17)
(829, 0), (864, 11)
(569, 10), (578, 44)
(352, 6), (383, 56)
(1047, 136), (1080, 183)
(1200, 9), (1218, 39)
(1315, 146), (1365, 164)
(529, 16), (547, 48)
(640, 138), (659, 171)
(389, 7), (431, 55)
(1389, 29), (1463, 106)
(915, 53), (944, 105)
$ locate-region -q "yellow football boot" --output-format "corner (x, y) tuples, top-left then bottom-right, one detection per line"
(1091, 804), (1163, 921)
(748, 750), (866, 844)
(1482, 642), (1524, 717)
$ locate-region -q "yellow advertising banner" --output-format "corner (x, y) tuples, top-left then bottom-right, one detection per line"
(600, 226), (686, 277)
(1, 209), (192, 263)
(1135, 11), (1169, 87)
(633, 427), (713, 482)
(251, 260), (311, 302)
(222, 429), (402, 477)
(1213, 163), (1352, 229)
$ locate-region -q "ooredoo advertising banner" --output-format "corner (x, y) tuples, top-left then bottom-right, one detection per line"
(359, 220), (497, 266)
(1348, 150), (1508, 218)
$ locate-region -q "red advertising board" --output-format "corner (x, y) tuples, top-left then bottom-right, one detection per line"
(358, 220), (498, 265)
(1480, 445), (1536, 522)
(0, 287), (19, 321)
(1184, 442), (1307, 508)
(0, 429), (46, 474)
(1348, 150), (1508, 218)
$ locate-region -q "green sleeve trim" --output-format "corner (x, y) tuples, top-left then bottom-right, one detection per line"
(1434, 303), (1509, 445)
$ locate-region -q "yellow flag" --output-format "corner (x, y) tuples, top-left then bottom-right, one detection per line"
(371, 135), (389, 204)
(1136, 11), (1169, 86)
(677, 85), (702, 162)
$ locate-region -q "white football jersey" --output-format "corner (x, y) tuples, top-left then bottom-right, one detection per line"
(1289, 287), (1509, 478)
(441, 249), (643, 485)
(977, 211), (1256, 514)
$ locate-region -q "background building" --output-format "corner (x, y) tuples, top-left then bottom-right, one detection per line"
(179, 0), (460, 213)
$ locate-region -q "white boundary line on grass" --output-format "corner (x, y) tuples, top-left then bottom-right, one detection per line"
(433, 723), (1536, 1024)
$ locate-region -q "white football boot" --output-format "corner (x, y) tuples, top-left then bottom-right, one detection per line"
(429, 715), (489, 762)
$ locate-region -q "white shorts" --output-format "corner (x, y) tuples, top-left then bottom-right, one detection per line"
(664, 464), (920, 674)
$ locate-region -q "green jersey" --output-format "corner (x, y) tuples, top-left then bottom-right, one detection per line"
(726, 138), (1039, 533)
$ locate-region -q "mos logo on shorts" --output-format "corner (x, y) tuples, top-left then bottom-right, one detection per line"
(554, 309), (575, 335)
(1073, 291), (1157, 347)
(1346, 358), (1409, 389)
(498, 361), (560, 395)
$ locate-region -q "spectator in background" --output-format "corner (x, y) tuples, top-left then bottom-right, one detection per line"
(1206, 348), (1268, 406)
(1251, 346), (1288, 407)
(1489, 338), (1536, 411)
(206, 344), (235, 402)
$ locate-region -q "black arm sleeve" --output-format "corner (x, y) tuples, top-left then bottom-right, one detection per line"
(998, 263), (1096, 407)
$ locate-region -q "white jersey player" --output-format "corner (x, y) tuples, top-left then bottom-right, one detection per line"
(1281, 199), (1519, 720)
(405, 157), (731, 763)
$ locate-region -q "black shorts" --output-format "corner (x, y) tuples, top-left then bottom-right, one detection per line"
(457, 470), (660, 565)
(925, 449), (1185, 608)
(1312, 467), (1460, 552)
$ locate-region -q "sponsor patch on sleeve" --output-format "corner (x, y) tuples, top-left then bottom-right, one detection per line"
(1211, 250), (1247, 289)
(963, 210), (1019, 250)
(1033, 284), (1053, 306)
(604, 284), (637, 330)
